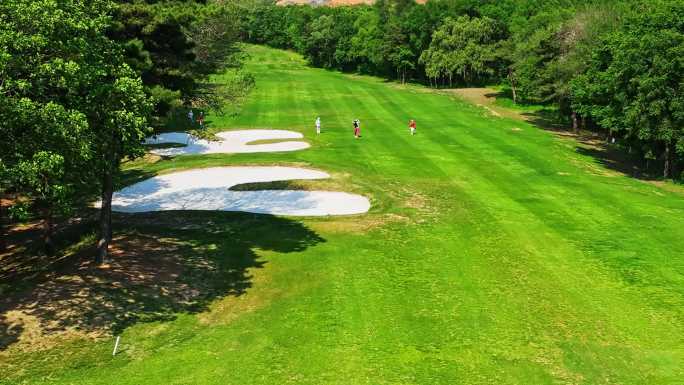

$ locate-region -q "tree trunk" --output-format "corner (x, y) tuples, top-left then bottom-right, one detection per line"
(571, 111), (579, 134)
(664, 142), (672, 179)
(0, 194), (6, 252)
(43, 206), (54, 257)
(96, 166), (114, 265)
(511, 83), (517, 104)
(508, 69), (517, 104)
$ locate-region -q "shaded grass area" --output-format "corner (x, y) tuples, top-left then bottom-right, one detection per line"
(1, 45), (684, 385)
(0, 211), (323, 379)
(491, 87), (556, 115)
(144, 143), (186, 150)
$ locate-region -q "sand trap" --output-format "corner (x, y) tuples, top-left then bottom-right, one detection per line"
(110, 167), (370, 216)
(145, 130), (309, 156)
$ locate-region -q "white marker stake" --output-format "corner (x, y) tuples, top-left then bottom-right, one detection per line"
(112, 336), (121, 356)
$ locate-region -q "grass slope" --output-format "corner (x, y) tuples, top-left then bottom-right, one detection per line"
(2, 45), (684, 385)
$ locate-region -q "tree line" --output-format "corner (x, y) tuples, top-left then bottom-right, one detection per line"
(0, 0), (249, 260)
(239, 0), (683, 179)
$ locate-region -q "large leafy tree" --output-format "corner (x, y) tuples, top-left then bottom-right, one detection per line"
(383, 19), (415, 84)
(0, 0), (152, 259)
(112, 0), (250, 120)
(504, 5), (621, 130)
(420, 16), (503, 87)
(349, 8), (384, 74)
(305, 14), (337, 68)
(110, 0), (196, 116)
(186, 2), (252, 112)
(92, 70), (152, 265)
(572, 0), (684, 178)
(0, 0), (108, 254)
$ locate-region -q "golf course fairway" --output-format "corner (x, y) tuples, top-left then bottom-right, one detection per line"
(2, 45), (683, 385)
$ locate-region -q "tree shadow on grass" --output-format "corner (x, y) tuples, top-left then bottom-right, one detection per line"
(0, 210), (324, 351)
(527, 115), (664, 181)
(0, 211), (99, 288)
(574, 144), (666, 181)
(117, 167), (159, 189)
(483, 90), (671, 182)
(519, 111), (569, 133)
(0, 314), (22, 350)
(482, 91), (566, 132)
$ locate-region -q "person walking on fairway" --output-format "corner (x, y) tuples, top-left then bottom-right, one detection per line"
(198, 112), (205, 128)
(188, 109), (194, 123)
(353, 119), (360, 138)
(409, 119), (416, 135)
(315, 116), (321, 134)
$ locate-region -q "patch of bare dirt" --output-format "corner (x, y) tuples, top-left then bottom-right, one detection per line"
(0, 234), (201, 352)
(309, 213), (409, 234)
(384, 181), (433, 214)
(450, 88), (524, 121)
(648, 181), (684, 195)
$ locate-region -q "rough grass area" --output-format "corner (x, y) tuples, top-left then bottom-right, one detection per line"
(229, 180), (308, 191)
(1, 45), (683, 385)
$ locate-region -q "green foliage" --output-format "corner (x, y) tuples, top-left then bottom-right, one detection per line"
(12, 152), (70, 216)
(0, 0), (110, 219)
(306, 15), (337, 68)
(572, 0), (684, 177)
(0, 0), (152, 252)
(349, 9), (384, 73)
(111, 0), (198, 111)
(420, 16), (503, 86)
(111, 0), (248, 118)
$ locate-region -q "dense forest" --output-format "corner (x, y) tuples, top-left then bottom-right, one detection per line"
(1, 0), (682, 260)
(241, 0), (683, 179)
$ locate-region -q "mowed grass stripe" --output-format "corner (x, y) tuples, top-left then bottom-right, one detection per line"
(307, 77), (443, 359)
(390, 89), (684, 328)
(336, 53), (684, 372)
(350, 83), (456, 179)
(393, 87), (684, 280)
(257, 66), (498, 379)
(390, 83), (684, 356)
(306, 73), (656, 380)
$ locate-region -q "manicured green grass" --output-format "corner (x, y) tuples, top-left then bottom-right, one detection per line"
(3, 45), (684, 385)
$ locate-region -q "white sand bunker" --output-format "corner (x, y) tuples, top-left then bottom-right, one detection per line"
(145, 130), (310, 156)
(111, 167), (370, 216)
